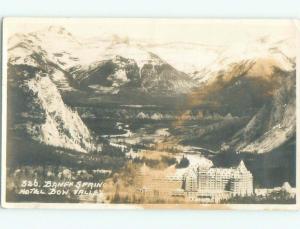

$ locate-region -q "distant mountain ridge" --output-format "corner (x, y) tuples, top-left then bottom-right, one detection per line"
(9, 26), (196, 96)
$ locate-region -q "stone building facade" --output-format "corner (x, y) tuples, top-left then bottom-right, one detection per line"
(136, 160), (253, 203)
(187, 161), (253, 195)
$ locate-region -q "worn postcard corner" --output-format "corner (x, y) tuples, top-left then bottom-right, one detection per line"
(1, 18), (299, 210)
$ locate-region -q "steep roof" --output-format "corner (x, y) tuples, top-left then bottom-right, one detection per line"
(237, 160), (248, 173)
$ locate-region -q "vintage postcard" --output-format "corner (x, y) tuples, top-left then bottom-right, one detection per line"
(1, 18), (299, 209)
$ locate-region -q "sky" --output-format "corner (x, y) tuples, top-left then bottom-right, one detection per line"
(3, 18), (297, 46)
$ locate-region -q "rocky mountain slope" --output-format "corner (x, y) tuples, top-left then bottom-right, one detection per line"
(178, 61), (296, 154)
(167, 34), (296, 154)
(8, 32), (96, 153)
(230, 69), (296, 154)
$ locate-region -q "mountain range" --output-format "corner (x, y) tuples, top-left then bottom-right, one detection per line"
(7, 25), (296, 156)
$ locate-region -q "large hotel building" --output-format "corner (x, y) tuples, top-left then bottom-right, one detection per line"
(136, 159), (253, 203)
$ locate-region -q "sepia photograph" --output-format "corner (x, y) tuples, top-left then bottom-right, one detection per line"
(1, 18), (299, 209)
